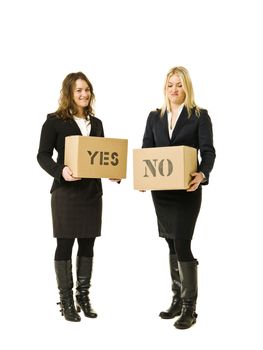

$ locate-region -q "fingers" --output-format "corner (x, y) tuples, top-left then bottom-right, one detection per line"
(187, 172), (202, 192)
(66, 174), (81, 181)
(190, 172), (199, 177)
(70, 176), (81, 181)
(62, 166), (81, 181)
(187, 184), (199, 192)
(188, 178), (199, 187)
(187, 179), (200, 192)
(188, 179), (197, 187)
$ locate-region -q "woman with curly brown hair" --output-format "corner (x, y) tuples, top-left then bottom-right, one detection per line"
(37, 72), (105, 322)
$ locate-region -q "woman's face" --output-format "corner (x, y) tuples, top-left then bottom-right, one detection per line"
(73, 79), (91, 113)
(167, 74), (186, 106)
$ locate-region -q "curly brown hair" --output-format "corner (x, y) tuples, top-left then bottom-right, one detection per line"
(56, 72), (95, 119)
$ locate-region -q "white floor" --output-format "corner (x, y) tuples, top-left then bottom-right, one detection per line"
(2, 180), (262, 349)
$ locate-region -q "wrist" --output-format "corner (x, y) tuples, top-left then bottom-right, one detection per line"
(200, 172), (206, 183)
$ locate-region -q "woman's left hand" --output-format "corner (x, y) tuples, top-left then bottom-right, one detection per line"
(187, 172), (204, 192)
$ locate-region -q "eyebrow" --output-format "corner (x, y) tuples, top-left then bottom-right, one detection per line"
(75, 87), (90, 90)
(168, 82), (182, 85)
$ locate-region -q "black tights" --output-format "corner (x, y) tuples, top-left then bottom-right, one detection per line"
(55, 238), (96, 261)
(165, 238), (194, 262)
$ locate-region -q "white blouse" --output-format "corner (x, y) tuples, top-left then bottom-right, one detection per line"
(167, 104), (184, 138)
(73, 116), (91, 136)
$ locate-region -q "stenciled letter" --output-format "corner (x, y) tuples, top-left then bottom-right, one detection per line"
(143, 159), (158, 177)
(158, 159), (173, 176)
(87, 151), (99, 165)
(111, 152), (119, 166)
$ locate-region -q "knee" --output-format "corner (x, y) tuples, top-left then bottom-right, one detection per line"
(174, 239), (194, 262)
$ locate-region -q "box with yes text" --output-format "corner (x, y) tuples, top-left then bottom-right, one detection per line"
(65, 136), (128, 178)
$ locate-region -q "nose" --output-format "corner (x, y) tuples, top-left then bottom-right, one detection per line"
(82, 91), (89, 98)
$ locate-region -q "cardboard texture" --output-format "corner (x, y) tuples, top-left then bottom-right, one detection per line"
(133, 146), (197, 190)
(65, 136), (128, 179)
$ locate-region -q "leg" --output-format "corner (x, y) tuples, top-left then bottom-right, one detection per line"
(173, 239), (198, 330)
(159, 239), (182, 319)
(173, 239), (194, 262)
(55, 237), (75, 261)
(75, 238), (97, 318)
(54, 238), (81, 322)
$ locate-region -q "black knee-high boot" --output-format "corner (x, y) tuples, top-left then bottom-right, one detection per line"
(174, 260), (198, 329)
(54, 260), (81, 322)
(75, 256), (97, 318)
(159, 254), (182, 319)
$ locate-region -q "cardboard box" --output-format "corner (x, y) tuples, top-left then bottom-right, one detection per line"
(65, 136), (128, 178)
(133, 146), (197, 190)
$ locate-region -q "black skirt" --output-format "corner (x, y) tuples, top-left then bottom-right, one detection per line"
(151, 187), (202, 240)
(51, 181), (102, 238)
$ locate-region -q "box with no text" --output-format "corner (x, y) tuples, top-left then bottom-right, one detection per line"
(65, 136), (128, 179)
(133, 146), (197, 190)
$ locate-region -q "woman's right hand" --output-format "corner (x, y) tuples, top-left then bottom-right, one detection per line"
(62, 166), (81, 181)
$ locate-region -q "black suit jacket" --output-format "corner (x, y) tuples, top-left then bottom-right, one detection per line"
(37, 113), (104, 193)
(142, 107), (216, 184)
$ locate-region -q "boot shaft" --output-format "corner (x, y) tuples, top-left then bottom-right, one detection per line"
(76, 256), (93, 279)
(54, 260), (81, 321)
(54, 260), (74, 293)
(76, 256), (93, 294)
(174, 260), (198, 329)
(169, 254), (181, 295)
(75, 256), (97, 318)
(178, 260), (198, 302)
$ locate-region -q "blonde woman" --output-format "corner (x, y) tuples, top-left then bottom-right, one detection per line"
(142, 66), (216, 329)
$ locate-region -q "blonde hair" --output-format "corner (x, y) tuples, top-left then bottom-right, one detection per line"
(161, 66), (200, 117)
(56, 72), (95, 120)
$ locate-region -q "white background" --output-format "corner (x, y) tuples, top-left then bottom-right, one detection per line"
(1, 0), (262, 349)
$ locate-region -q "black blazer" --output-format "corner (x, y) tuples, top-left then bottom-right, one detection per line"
(37, 113), (104, 193)
(142, 107), (216, 184)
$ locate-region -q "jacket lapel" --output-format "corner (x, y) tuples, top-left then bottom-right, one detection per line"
(70, 119), (82, 135)
(70, 116), (94, 136)
(170, 106), (188, 143)
(161, 110), (171, 141)
(89, 116), (96, 136)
